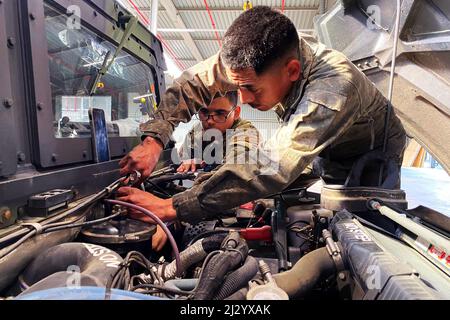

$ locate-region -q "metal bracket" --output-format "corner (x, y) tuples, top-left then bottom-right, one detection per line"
(355, 57), (381, 73)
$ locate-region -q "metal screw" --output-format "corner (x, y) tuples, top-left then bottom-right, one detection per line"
(82, 151), (87, 158)
(17, 152), (26, 163)
(51, 154), (57, 162)
(320, 217), (327, 224)
(93, 11), (98, 17)
(3, 99), (13, 108)
(7, 37), (15, 48)
(29, 13), (36, 20)
(259, 260), (271, 276)
(338, 272), (346, 281)
(37, 102), (43, 111)
(318, 237), (324, 243)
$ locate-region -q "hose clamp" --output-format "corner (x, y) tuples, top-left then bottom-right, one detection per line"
(22, 222), (44, 235)
(322, 229), (345, 272)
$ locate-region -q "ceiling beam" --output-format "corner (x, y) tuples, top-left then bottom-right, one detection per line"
(158, 28), (315, 34)
(159, 0), (204, 63)
(140, 6), (320, 12)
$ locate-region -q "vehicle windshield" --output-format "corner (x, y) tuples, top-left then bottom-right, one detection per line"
(45, 3), (157, 138)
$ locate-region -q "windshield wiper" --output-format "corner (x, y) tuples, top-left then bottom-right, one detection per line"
(89, 50), (112, 95)
(89, 15), (138, 95)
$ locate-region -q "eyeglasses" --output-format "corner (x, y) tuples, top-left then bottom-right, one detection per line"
(195, 106), (238, 123)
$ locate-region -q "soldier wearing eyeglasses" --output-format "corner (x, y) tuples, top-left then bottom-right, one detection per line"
(176, 91), (259, 174)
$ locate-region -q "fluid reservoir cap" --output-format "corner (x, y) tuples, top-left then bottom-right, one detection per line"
(246, 284), (289, 300)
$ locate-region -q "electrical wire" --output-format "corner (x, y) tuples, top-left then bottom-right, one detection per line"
(0, 210), (122, 259)
(0, 177), (127, 259)
(106, 251), (154, 294)
(290, 226), (311, 233)
(265, 187), (314, 200)
(44, 211), (122, 233)
(286, 219), (311, 229)
(131, 284), (191, 296)
(105, 199), (182, 277)
(0, 231), (37, 259)
(146, 179), (172, 198)
(0, 177), (124, 248)
(295, 232), (314, 242)
(104, 251), (192, 299)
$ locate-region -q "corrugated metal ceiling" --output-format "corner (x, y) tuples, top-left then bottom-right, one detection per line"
(121, 0), (332, 71)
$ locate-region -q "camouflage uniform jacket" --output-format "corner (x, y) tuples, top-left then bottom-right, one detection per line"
(178, 118), (259, 167)
(140, 34), (406, 224)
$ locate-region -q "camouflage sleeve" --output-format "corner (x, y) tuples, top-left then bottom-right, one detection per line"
(190, 122), (261, 188)
(139, 53), (236, 147)
(177, 129), (190, 161)
(172, 88), (359, 224)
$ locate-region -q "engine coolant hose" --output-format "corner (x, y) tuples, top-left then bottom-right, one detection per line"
(273, 247), (336, 298)
(213, 256), (259, 300)
(192, 232), (249, 300)
(162, 233), (227, 280)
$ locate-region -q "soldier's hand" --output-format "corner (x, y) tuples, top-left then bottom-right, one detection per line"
(119, 137), (163, 184)
(177, 159), (206, 173)
(116, 187), (177, 223)
(152, 225), (168, 252)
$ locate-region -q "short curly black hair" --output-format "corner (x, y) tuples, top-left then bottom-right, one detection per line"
(212, 91), (238, 108)
(221, 6), (299, 74)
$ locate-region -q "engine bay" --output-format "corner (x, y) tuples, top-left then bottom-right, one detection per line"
(1, 168), (448, 301)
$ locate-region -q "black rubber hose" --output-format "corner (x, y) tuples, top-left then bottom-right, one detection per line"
(192, 234), (249, 300)
(273, 247), (336, 299)
(201, 233), (228, 253)
(0, 228), (79, 293)
(19, 243), (123, 294)
(213, 256), (259, 300)
(162, 233), (228, 280)
(187, 230), (228, 247)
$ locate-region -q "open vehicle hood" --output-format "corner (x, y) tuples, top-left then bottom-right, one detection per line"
(315, 0), (450, 173)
